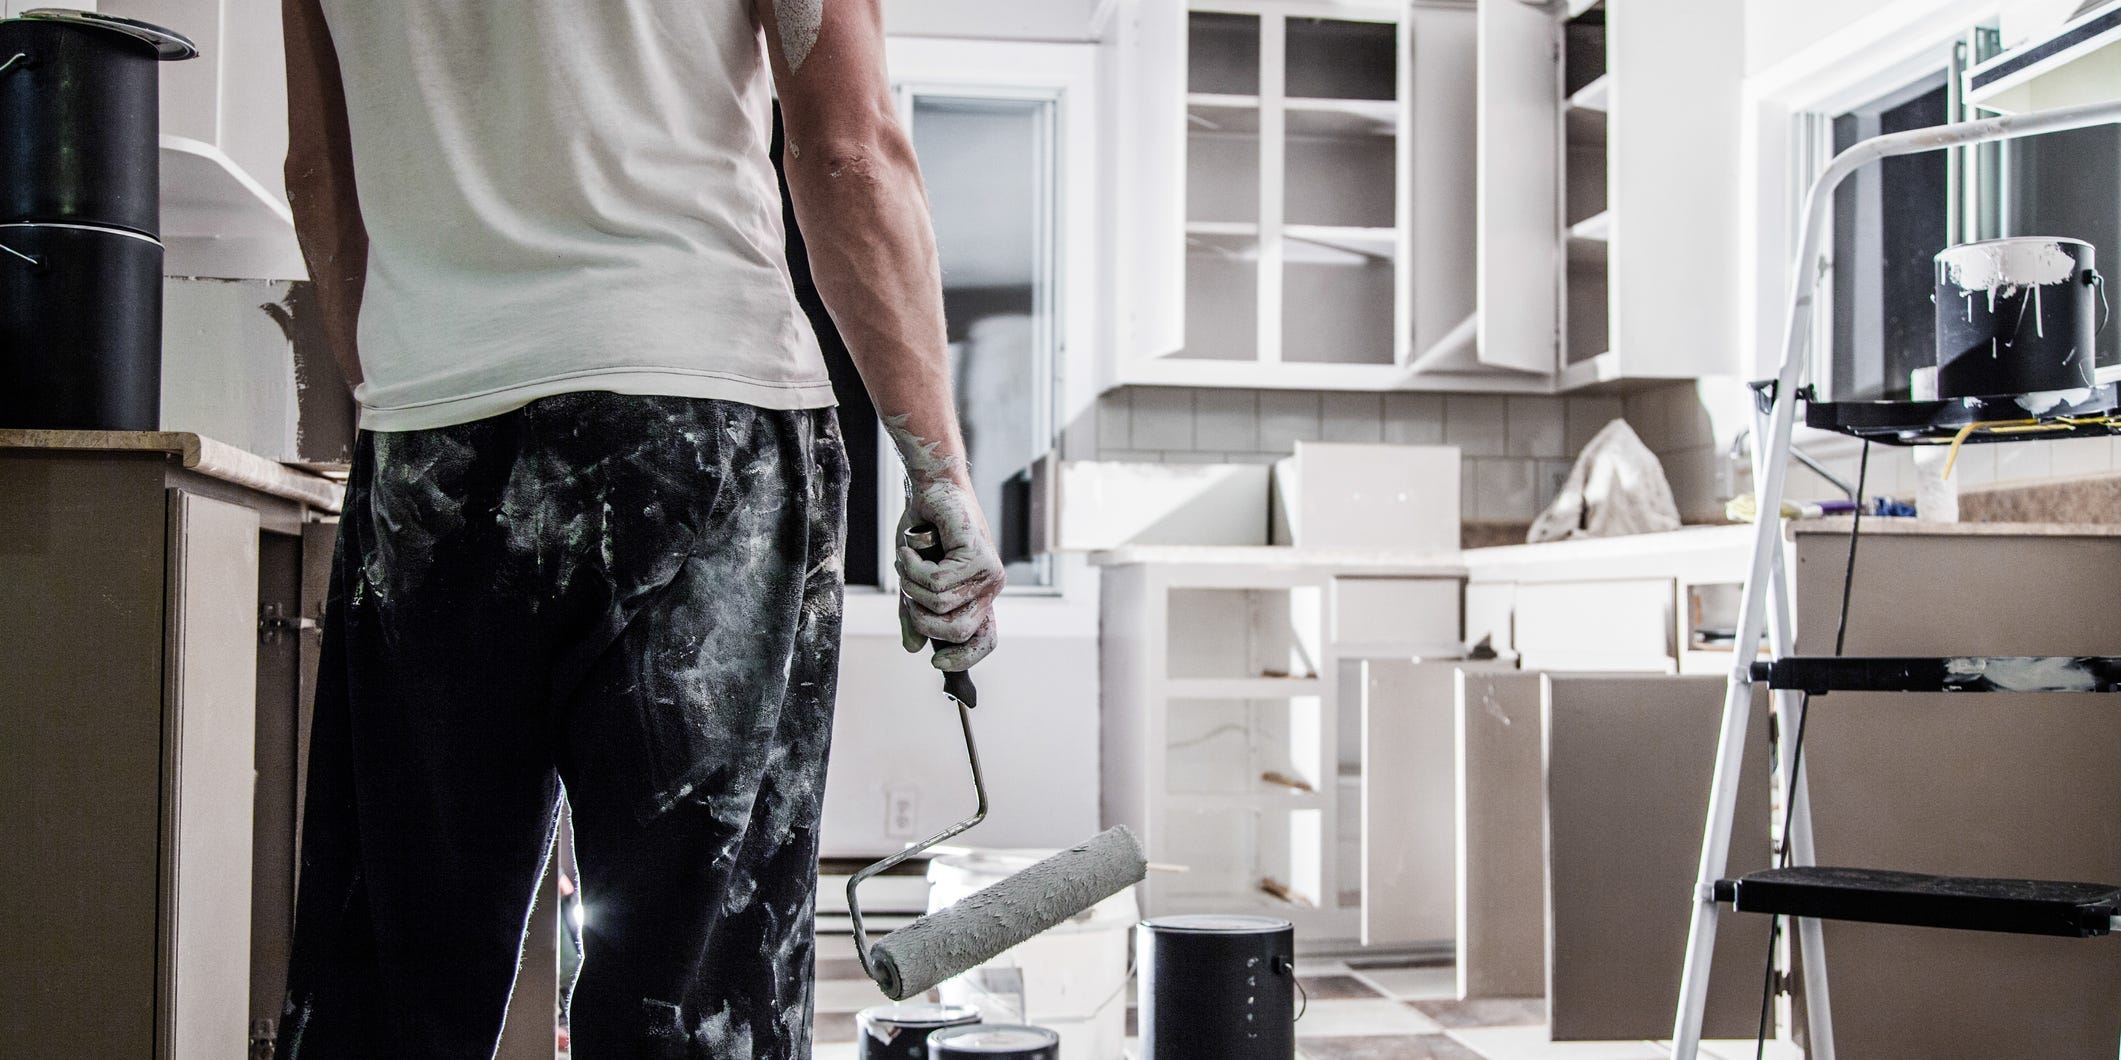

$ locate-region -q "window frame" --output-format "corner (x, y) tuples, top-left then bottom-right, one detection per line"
(830, 36), (1106, 642)
(890, 84), (1064, 595)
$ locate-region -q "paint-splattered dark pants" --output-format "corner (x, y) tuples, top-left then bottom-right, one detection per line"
(278, 392), (848, 1060)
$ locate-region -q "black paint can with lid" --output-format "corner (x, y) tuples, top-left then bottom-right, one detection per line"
(0, 9), (197, 236)
(926, 1024), (1060, 1059)
(0, 9), (195, 431)
(857, 1003), (981, 1060)
(1138, 915), (1296, 1060)
(1934, 237), (2102, 399)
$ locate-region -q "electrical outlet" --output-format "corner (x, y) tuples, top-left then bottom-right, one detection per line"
(884, 784), (919, 840)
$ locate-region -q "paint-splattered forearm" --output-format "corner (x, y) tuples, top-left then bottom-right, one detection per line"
(756, 0), (1001, 669)
(882, 412), (966, 488)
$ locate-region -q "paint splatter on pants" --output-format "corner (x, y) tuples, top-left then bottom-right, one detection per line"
(278, 392), (848, 1059)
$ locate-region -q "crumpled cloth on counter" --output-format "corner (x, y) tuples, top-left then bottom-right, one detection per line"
(1527, 419), (1682, 543)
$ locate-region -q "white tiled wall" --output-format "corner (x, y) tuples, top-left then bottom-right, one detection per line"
(1100, 380), (2121, 531)
(1094, 386), (1631, 523)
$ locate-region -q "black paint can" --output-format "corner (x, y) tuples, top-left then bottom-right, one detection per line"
(857, 1003), (981, 1060)
(1934, 237), (2101, 399)
(1138, 915), (1296, 1060)
(0, 222), (163, 430)
(0, 10), (197, 237)
(926, 1024), (1061, 1059)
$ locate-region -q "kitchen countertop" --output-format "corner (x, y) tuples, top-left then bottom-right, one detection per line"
(1089, 543), (1466, 576)
(1461, 523), (1754, 581)
(0, 429), (343, 512)
(1797, 515), (2121, 537)
(1092, 525), (1757, 582)
(1094, 518), (2120, 582)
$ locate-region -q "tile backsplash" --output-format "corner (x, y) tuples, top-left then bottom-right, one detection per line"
(1093, 380), (2121, 535)
(1092, 386), (1643, 524)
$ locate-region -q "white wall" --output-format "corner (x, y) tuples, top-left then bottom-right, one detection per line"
(821, 622), (1102, 858)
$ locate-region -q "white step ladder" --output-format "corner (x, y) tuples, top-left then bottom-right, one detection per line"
(1671, 97), (2121, 1060)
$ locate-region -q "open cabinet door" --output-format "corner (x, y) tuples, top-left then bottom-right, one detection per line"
(1606, 0), (1742, 379)
(1475, 0), (1560, 375)
(1399, 1), (1478, 366)
(1100, 0), (1187, 378)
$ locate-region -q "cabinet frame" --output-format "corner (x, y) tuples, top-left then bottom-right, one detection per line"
(1100, 554), (1467, 946)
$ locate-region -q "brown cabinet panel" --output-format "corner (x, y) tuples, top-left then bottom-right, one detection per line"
(0, 454), (172, 1055)
(1543, 674), (1770, 1041)
(1795, 529), (2121, 1059)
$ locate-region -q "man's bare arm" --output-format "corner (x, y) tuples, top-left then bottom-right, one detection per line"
(282, 0), (368, 390)
(758, 0), (1002, 672)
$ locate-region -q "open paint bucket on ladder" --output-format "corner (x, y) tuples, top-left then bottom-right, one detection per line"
(1934, 237), (2103, 399)
(857, 1002), (981, 1060)
(925, 1024), (1061, 1059)
(1138, 915), (1296, 1060)
(927, 849), (1136, 1060)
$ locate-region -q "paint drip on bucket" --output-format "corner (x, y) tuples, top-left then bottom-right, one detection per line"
(1933, 237), (2103, 401)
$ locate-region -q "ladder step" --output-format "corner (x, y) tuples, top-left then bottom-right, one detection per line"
(1749, 656), (2121, 694)
(1721, 866), (2121, 937)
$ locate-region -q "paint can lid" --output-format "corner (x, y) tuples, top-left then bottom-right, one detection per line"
(1140, 913), (1293, 934)
(928, 1024), (1061, 1053)
(857, 1002), (982, 1032)
(15, 9), (198, 59)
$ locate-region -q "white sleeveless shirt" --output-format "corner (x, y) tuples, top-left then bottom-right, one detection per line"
(318, 0), (834, 431)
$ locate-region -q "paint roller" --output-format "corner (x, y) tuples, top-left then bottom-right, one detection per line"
(847, 524), (1149, 1002)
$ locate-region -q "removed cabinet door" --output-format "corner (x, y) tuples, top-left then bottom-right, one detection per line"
(1543, 674), (1769, 1041)
(1360, 659), (1459, 948)
(1455, 669), (1545, 999)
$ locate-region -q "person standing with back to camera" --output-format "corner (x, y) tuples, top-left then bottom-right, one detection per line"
(275, 0), (1003, 1054)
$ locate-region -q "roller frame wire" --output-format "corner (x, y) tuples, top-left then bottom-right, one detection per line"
(848, 695), (989, 990)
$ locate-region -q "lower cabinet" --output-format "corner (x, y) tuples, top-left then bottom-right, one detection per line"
(1098, 553), (1466, 947)
(0, 449), (324, 1058)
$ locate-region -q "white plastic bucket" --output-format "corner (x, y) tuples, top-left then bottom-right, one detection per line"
(926, 849), (1138, 1060)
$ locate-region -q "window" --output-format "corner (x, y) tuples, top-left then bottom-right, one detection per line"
(904, 93), (1059, 591)
(772, 93), (1061, 593)
(1826, 73), (1948, 401)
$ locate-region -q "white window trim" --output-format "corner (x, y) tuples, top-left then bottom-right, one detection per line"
(1738, 0), (2003, 461)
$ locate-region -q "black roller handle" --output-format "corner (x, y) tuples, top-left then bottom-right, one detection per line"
(903, 523), (978, 708)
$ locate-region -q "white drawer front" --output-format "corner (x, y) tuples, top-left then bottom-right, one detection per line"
(1332, 577), (1461, 652)
(1514, 579), (1675, 671)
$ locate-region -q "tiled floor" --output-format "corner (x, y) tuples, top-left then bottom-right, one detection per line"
(809, 950), (1803, 1060)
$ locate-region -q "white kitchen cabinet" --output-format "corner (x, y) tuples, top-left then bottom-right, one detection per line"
(1116, 0), (1743, 395)
(1097, 549), (1467, 947)
(1121, 0), (1555, 393)
(101, 0), (303, 279)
